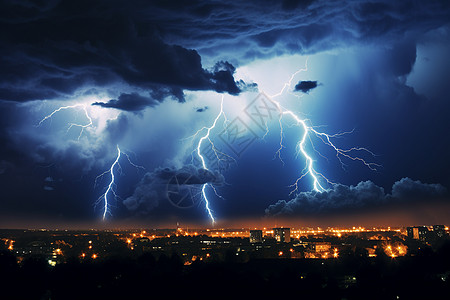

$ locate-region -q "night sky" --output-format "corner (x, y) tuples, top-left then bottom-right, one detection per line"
(1, 0), (450, 228)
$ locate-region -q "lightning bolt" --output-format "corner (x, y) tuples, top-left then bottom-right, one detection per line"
(96, 145), (121, 220)
(267, 59), (379, 195)
(190, 95), (228, 224)
(270, 58), (309, 99)
(95, 145), (145, 220)
(38, 103), (145, 219)
(37, 104), (93, 140)
(185, 59), (378, 223)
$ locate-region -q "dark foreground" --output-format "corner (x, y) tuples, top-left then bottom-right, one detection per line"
(2, 243), (450, 300)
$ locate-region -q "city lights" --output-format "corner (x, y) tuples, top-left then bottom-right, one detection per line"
(333, 248), (339, 258)
(383, 242), (408, 258)
(1, 223), (447, 268)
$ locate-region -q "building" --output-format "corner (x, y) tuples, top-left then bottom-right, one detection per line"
(249, 230), (263, 243)
(407, 226), (429, 241)
(310, 242), (331, 252)
(132, 237), (151, 252)
(433, 225), (447, 238)
(273, 228), (290, 243)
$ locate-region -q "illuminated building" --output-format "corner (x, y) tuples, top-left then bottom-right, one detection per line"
(273, 228), (290, 243)
(249, 230), (263, 243)
(433, 225), (447, 238)
(311, 242), (331, 253)
(366, 248), (377, 257)
(407, 226), (429, 241)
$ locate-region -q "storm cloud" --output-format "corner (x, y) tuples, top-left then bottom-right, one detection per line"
(2, 0), (448, 104)
(92, 93), (161, 112)
(0, 0), (242, 104)
(265, 178), (447, 216)
(138, 0), (450, 63)
(195, 106), (209, 113)
(294, 81), (318, 93)
(1, 0), (450, 223)
(123, 165), (225, 214)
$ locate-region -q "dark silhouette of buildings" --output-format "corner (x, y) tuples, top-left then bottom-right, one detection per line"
(1, 226), (450, 299)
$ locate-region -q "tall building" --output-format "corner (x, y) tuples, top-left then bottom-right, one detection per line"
(433, 225), (447, 238)
(273, 228), (291, 243)
(249, 230), (263, 243)
(407, 226), (429, 241)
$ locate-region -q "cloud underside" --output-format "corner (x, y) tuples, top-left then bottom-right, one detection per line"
(265, 178), (447, 216)
(92, 93), (160, 111)
(294, 81), (318, 93)
(140, 1), (450, 63)
(1, 0), (449, 107)
(123, 165), (225, 213)
(0, 2), (242, 105)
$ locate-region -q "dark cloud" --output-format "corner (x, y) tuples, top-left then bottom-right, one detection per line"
(149, 86), (185, 102)
(3, 0), (445, 101)
(391, 178), (447, 200)
(92, 93), (160, 111)
(210, 61), (241, 95)
(1, 0), (447, 103)
(390, 43), (417, 76)
(156, 166), (225, 185)
(294, 80), (318, 93)
(265, 178), (447, 216)
(123, 165), (225, 214)
(33, 141), (107, 174)
(0, 0), (242, 103)
(140, 0), (450, 63)
(195, 106), (209, 113)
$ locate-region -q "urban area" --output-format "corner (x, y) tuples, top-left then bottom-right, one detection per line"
(1, 224), (449, 299)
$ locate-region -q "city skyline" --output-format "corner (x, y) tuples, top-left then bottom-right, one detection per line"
(1, 221), (449, 298)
